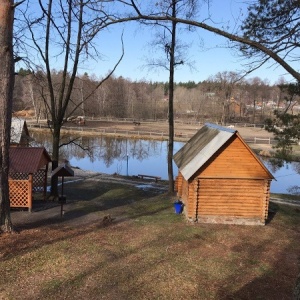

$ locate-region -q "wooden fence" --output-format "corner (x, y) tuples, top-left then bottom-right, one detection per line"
(254, 137), (271, 144)
(28, 122), (274, 145)
(9, 176), (33, 212)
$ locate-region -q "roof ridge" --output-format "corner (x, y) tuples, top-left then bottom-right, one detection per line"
(205, 122), (237, 133)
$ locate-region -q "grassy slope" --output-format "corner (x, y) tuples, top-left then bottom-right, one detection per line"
(1, 179), (300, 299)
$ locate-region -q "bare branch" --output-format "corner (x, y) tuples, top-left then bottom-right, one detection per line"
(68, 32), (125, 116)
(12, 0), (26, 9)
(98, 1), (300, 82)
(59, 137), (89, 151)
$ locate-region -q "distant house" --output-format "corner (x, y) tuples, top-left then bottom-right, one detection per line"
(227, 99), (247, 118)
(10, 118), (31, 147)
(173, 123), (274, 225)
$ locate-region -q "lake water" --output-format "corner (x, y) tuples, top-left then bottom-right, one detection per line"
(262, 159), (300, 194)
(68, 139), (183, 180)
(31, 133), (300, 194)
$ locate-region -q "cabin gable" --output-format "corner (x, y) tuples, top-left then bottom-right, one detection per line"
(197, 135), (271, 179)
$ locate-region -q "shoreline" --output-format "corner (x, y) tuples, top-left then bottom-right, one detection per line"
(70, 167), (300, 203)
(29, 120), (300, 163)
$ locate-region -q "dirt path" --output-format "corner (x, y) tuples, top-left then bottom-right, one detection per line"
(10, 169), (169, 229)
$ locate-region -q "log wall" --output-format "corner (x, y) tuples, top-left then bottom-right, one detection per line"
(196, 178), (270, 222)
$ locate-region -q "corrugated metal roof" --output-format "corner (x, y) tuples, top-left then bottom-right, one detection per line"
(9, 147), (52, 174)
(174, 123), (236, 180)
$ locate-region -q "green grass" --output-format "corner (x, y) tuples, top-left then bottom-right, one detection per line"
(1, 180), (300, 300)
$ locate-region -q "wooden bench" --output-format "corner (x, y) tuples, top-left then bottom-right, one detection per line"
(138, 174), (161, 182)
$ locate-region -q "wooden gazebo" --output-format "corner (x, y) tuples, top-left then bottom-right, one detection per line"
(9, 147), (52, 211)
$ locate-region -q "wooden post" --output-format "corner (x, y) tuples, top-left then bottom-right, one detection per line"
(261, 180), (270, 223)
(194, 179), (200, 221)
(43, 164), (49, 201)
(60, 176), (64, 218)
(28, 174), (33, 212)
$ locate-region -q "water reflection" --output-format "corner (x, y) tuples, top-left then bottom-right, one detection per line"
(31, 132), (300, 194)
(31, 132), (182, 180)
(262, 158), (300, 194)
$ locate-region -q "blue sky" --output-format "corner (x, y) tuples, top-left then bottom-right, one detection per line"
(78, 0), (296, 85)
(86, 25), (294, 84)
(21, 0), (296, 85)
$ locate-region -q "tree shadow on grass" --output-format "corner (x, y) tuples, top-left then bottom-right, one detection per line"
(215, 204), (300, 300)
(3, 180), (173, 261)
(216, 246), (299, 300)
(11, 178), (167, 227)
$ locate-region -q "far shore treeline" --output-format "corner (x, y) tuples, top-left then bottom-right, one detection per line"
(14, 68), (296, 125)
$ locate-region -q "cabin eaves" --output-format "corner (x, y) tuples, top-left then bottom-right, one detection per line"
(173, 123), (236, 180)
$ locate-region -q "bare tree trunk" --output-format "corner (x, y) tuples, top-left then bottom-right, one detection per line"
(221, 101), (226, 125)
(167, 0), (176, 194)
(0, 0), (14, 232)
(253, 97), (256, 124)
(50, 124), (60, 198)
(28, 76), (39, 123)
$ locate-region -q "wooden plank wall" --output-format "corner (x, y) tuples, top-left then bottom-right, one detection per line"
(175, 174), (183, 196)
(262, 180), (271, 221)
(200, 136), (271, 179)
(190, 180), (199, 220)
(181, 179), (190, 213)
(175, 173), (196, 219)
(197, 178), (269, 220)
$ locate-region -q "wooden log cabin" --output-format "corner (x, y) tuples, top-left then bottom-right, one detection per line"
(173, 123), (274, 225)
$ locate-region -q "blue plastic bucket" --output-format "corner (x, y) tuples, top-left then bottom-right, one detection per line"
(174, 201), (183, 214)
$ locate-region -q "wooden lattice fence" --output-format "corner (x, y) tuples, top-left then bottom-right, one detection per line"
(9, 175), (33, 211)
(9, 169), (47, 211)
(9, 169), (46, 191)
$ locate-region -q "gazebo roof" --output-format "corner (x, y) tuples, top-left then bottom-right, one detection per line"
(52, 164), (74, 177)
(9, 147), (52, 174)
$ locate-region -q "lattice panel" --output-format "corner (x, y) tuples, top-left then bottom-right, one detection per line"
(10, 169), (47, 194)
(9, 180), (30, 208)
(9, 172), (28, 180)
(33, 169), (46, 188)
